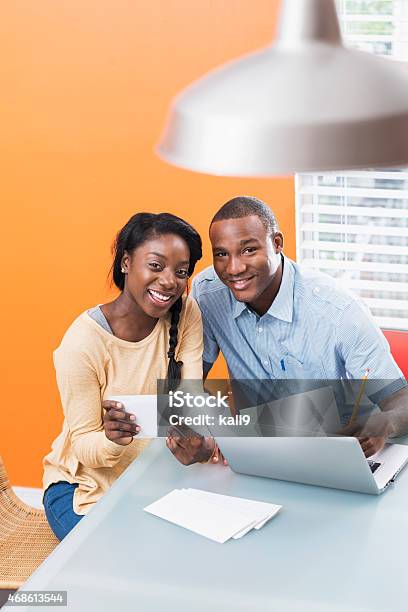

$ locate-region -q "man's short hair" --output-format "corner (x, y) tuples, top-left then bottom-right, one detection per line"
(210, 196), (279, 235)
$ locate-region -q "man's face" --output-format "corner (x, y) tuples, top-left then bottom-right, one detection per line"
(210, 215), (283, 310)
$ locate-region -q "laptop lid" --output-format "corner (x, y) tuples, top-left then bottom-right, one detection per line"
(213, 436), (380, 494)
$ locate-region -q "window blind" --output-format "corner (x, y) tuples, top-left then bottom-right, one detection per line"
(296, 0), (408, 331)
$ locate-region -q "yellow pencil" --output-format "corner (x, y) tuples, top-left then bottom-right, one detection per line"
(348, 368), (370, 426)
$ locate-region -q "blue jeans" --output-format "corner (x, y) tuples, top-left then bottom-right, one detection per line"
(43, 481), (84, 541)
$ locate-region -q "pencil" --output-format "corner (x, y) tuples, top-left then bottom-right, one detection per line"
(348, 368), (370, 426)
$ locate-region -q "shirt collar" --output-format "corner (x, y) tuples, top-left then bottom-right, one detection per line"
(232, 298), (248, 319)
(232, 255), (294, 323)
(265, 255), (294, 323)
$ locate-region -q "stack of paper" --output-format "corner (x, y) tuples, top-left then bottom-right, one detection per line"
(143, 488), (282, 543)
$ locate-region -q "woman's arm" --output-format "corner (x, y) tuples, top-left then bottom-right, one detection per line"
(53, 341), (128, 469)
(176, 297), (204, 380)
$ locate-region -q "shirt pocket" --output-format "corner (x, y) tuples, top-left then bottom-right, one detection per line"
(280, 352), (327, 381)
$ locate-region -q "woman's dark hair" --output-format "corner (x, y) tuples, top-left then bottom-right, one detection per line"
(110, 212), (202, 392)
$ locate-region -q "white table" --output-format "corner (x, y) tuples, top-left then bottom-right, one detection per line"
(13, 438), (408, 611)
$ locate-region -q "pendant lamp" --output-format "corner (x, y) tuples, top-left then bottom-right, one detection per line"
(156, 0), (408, 176)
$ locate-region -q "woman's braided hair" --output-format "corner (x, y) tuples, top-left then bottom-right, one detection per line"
(110, 213), (202, 392)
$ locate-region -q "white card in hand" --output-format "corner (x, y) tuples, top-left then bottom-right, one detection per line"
(107, 395), (157, 438)
(144, 489), (256, 543)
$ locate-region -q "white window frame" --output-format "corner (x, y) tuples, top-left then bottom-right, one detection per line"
(295, 0), (408, 332)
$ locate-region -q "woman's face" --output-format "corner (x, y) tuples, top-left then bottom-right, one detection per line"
(121, 233), (190, 318)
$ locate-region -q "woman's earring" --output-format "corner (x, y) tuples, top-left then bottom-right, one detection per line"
(121, 267), (126, 273)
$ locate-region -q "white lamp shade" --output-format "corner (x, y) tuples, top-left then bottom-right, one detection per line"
(156, 0), (408, 176)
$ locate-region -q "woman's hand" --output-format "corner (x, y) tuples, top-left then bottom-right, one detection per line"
(102, 400), (140, 446)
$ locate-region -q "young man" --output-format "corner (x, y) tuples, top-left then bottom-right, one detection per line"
(166, 196), (408, 465)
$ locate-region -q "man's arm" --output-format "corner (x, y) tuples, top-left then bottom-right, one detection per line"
(166, 358), (226, 465)
(167, 281), (222, 465)
(376, 385), (408, 437)
(347, 386), (408, 457)
(337, 299), (408, 455)
(166, 429), (217, 465)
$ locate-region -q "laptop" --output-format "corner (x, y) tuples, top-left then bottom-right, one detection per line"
(212, 436), (408, 494)
(239, 386), (342, 438)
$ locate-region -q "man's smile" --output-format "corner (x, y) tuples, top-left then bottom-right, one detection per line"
(226, 276), (256, 291)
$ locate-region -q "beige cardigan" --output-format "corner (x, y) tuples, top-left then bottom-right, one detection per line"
(43, 297), (203, 515)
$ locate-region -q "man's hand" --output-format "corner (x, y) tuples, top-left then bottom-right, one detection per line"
(102, 400), (140, 446)
(338, 412), (395, 458)
(166, 426), (227, 466)
(357, 435), (386, 458)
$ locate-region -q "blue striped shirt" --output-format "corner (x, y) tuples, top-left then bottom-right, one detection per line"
(192, 256), (406, 406)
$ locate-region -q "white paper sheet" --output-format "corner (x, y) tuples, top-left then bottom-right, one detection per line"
(106, 394), (157, 438)
(144, 489), (256, 543)
(185, 488), (281, 537)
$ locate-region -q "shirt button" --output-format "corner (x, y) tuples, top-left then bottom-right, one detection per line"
(258, 327), (263, 333)
(263, 360), (268, 366)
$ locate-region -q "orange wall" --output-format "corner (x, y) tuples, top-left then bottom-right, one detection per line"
(0, 0), (295, 487)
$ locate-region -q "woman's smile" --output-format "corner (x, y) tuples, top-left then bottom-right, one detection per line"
(146, 288), (176, 307)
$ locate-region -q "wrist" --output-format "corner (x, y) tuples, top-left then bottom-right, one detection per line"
(103, 434), (128, 454)
(386, 419), (396, 438)
(199, 437), (217, 464)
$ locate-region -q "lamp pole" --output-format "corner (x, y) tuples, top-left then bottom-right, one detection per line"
(277, 0), (342, 49)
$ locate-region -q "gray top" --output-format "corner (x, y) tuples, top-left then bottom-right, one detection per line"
(87, 305), (113, 334)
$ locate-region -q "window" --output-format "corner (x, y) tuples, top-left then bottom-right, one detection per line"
(295, 0), (408, 331)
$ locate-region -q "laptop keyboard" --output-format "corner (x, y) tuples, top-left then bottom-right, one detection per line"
(368, 460), (381, 474)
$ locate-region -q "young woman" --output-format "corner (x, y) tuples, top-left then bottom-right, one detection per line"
(42, 212), (206, 541)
